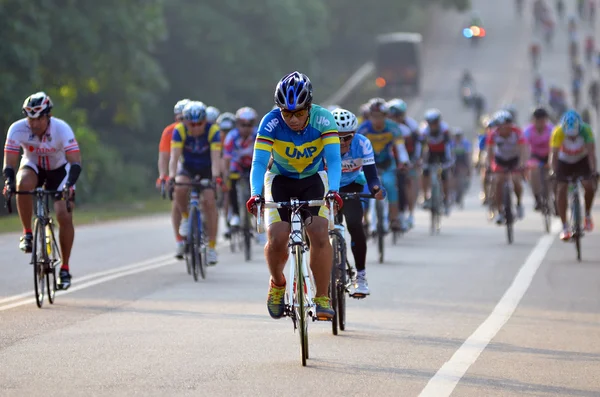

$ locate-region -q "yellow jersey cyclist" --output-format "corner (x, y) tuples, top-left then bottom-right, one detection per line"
(3, 92), (82, 290)
(223, 107), (258, 235)
(357, 98), (409, 232)
(332, 108), (385, 296)
(246, 71), (343, 320)
(550, 110), (598, 241)
(169, 101), (222, 264)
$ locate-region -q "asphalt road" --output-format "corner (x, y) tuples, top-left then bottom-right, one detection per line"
(1, 2), (599, 396)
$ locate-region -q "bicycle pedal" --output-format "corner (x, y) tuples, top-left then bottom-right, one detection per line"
(351, 293), (367, 300)
(316, 315), (332, 322)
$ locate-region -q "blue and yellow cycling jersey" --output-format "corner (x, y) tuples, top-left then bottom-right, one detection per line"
(171, 122), (221, 169)
(250, 105), (341, 196)
(356, 119), (403, 169)
(340, 134), (375, 188)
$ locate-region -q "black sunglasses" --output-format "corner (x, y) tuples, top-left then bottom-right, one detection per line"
(339, 134), (355, 142)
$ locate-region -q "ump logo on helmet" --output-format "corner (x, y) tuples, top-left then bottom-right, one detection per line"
(274, 71), (313, 111)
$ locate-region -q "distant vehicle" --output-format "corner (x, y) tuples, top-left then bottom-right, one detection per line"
(463, 11), (486, 46)
(374, 32), (422, 97)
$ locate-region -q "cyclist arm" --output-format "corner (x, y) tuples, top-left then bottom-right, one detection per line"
(322, 131), (342, 192)
(209, 124), (222, 179)
(169, 128), (184, 179)
(59, 124), (82, 185)
(549, 126), (562, 173)
(392, 124), (409, 164)
(583, 126), (597, 173)
(250, 116), (276, 196)
(2, 128), (21, 184)
(485, 132), (495, 168)
(157, 126), (172, 179)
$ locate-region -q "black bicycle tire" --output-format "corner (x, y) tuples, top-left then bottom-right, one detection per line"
(572, 191), (582, 261)
(46, 221), (60, 304)
(190, 207), (199, 282)
(540, 170), (551, 233)
(198, 217), (207, 280)
(376, 201), (384, 263)
(338, 239), (348, 332)
(296, 245), (308, 366)
(243, 210), (252, 262)
(33, 218), (45, 308)
(504, 182), (514, 244)
(330, 234), (339, 336)
(431, 184), (440, 235)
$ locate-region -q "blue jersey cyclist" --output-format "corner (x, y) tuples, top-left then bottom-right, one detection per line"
(332, 108), (385, 298)
(357, 97), (409, 231)
(247, 71), (343, 321)
(169, 101), (222, 265)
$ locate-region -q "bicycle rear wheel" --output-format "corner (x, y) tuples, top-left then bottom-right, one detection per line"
(32, 218), (46, 308)
(46, 222), (60, 304)
(338, 243), (348, 332)
(504, 183), (514, 244)
(295, 246), (308, 366)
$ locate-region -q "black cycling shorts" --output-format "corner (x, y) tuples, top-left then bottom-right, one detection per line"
(263, 171), (328, 225)
(22, 163), (74, 201)
(176, 163), (213, 182)
(555, 157), (592, 182)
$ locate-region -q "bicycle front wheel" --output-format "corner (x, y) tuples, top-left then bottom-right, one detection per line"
(32, 218), (46, 308)
(572, 192), (582, 261)
(46, 222), (60, 304)
(330, 234), (339, 336)
(190, 207), (200, 282)
(504, 183), (514, 244)
(375, 201), (384, 263)
(295, 245), (308, 366)
(243, 212), (252, 262)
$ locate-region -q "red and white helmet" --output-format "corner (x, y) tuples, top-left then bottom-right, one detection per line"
(22, 92), (53, 118)
(235, 106), (258, 122)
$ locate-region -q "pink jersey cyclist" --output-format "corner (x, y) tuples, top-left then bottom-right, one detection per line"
(524, 121), (553, 164)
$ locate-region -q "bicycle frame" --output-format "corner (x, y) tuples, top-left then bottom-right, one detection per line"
(256, 198), (334, 319)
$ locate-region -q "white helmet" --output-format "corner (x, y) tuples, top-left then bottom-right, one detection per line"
(206, 106), (220, 123)
(22, 92), (54, 118)
(217, 112), (235, 130)
(331, 108), (358, 133)
(235, 106), (258, 121)
(173, 99), (190, 115)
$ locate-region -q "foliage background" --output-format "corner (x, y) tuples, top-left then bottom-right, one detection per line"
(0, 0), (469, 207)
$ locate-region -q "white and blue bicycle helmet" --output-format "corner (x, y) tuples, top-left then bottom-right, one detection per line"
(561, 110), (582, 137)
(182, 101), (207, 123)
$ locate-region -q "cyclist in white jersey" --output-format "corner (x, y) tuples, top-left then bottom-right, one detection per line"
(2, 92), (82, 290)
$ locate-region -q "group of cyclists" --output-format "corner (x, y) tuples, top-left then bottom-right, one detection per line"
(476, 104), (597, 241)
(2, 61), (598, 321)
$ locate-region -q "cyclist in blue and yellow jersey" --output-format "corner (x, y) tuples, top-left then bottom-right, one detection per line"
(246, 71), (343, 321)
(387, 98), (422, 229)
(332, 108), (385, 297)
(550, 110), (598, 240)
(357, 97), (409, 232)
(169, 101), (222, 264)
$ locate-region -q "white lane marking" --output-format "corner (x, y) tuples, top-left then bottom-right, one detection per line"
(0, 254), (174, 305)
(0, 258), (177, 312)
(418, 219), (561, 397)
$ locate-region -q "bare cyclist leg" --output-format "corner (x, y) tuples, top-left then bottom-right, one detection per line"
(16, 168), (38, 253)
